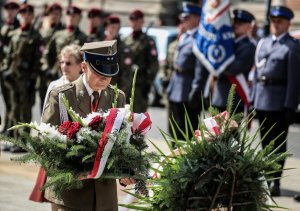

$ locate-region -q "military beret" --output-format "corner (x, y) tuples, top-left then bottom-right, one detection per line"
(47, 3), (62, 14)
(105, 15), (121, 25)
(80, 40), (119, 77)
(88, 8), (105, 18)
(233, 9), (255, 23)
(66, 5), (82, 15)
(4, 1), (19, 10)
(181, 1), (202, 18)
(19, 4), (34, 14)
(270, 5), (294, 20)
(129, 9), (144, 20)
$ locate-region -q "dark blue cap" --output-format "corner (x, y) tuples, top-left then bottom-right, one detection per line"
(181, 2), (201, 17)
(80, 40), (119, 77)
(270, 5), (294, 20)
(233, 9), (255, 23)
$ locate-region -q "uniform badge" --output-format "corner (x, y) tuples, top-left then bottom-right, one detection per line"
(124, 57), (132, 65)
(79, 90), (84, 97)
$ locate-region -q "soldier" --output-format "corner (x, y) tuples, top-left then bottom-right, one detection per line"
(253, 6), (300, 196)
(43, 5), (87, 84)
(166, 2), (206, 140)
(0, 1), (20, 140)
(210, 9), (256, 113)
(1, 4), (42, 153)
(41, 40), (134, 211)
(122, 9), (159, 112)
(39, 3), (65, 110)
(103, 15), (124, 85)
(86, 8), (106, 42)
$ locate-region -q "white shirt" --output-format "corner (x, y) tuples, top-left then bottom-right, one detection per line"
(82, 74), (101, 102)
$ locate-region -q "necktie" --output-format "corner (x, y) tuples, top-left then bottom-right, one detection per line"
(272, 39), (277, 46)
(92, 91), (100, 111)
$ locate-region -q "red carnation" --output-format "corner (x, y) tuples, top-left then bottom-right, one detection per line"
(67, 122), (82, 140)
(58, 121), (73, 135)
(88, 116), (102, 130)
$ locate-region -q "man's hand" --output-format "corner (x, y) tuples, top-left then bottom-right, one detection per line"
(119, 178), (136, 187)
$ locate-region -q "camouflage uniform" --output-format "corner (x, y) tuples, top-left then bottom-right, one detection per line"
(0, 18), (19, 134)
(122, 31), (159, 112)
(42, 27), (87, 82)
(38, 22), (65, 108)
(1, 26), (42, 138)
(86, 27), (105, 42)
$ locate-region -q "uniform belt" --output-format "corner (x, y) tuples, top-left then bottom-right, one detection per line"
(258, 76), (287, 86)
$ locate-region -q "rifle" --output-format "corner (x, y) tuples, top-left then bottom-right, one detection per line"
(263, 0), (272, 37)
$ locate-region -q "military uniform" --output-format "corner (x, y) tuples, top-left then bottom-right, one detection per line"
(0, 16), (19, 134)
(122, 10), (159, 112)
(211, 10), (256, 112)
(37, 40), (126, 210)
(39, 20), (65, 109)
(253, 6), (300, 195)
(43, 76), (125, 211)
(1, 5), (42, 139)
(86, 8), (106, 42)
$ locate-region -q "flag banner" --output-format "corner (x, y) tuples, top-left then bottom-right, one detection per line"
(193, 0), (235, 76)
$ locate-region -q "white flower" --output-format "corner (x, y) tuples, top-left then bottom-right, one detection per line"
(76, 127), (100, 143)
(38, 122), (67, 143)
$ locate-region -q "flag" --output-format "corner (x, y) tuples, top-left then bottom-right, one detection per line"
(193, 0), (235, 76)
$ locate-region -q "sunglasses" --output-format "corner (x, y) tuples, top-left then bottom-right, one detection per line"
(60, 61), (74, 66)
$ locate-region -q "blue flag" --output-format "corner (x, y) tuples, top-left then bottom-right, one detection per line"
(193, 0), (235, 76)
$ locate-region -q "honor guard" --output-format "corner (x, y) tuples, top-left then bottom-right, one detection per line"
(210, 9), (256, 113)
(253, 5), (300, 196)
(86, 8), (106, 42)
(122, 9), (159, 113)
(0, 1), (20, 140)
(166, 2), (206, 139)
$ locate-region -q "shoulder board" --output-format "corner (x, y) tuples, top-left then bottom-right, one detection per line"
(54, 83), (74, 93)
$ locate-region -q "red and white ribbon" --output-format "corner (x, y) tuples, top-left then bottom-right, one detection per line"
(87, 108), (126, 179)
(131, 112), (152, 135)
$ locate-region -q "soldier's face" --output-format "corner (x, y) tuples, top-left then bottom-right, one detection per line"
(19, 11), (34, 25)
(233, 20), (251, 38)
(82, 62), (112, 91)
(181, 14), (200, 30)
(89, 17), (102, 28)
(105, 23), (120, 38)
(60, 54), (82, 82)
(66, 14), (81, 27)
(48, 10), (62, 24)
(4, 9), (18, 23)
(270, 17), (290, 36)
(129, 18), (143, 31)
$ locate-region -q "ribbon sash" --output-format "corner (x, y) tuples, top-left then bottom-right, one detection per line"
(87, 108), (126, 179)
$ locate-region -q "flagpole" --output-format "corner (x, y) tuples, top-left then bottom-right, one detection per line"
(264, 0), (272, 37)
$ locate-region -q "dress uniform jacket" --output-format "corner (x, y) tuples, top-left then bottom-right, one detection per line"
(167, 29), (202, 103)
(42, 75), (125, 211)
(253, 33), (300, 111)
(212, 35), (256, 109)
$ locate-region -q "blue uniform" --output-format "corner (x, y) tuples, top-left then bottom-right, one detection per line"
(166, 29), (207, 139)
(212, 36), (255, 110)
(253, 33), (300, 191)
(253, 33), (300, 111)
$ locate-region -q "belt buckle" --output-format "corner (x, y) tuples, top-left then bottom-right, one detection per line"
(260, 75), (267, 85)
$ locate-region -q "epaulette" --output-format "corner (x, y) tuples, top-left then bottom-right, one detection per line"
(54, 83), (74, 93)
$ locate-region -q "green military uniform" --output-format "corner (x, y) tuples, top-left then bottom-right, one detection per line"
(1, 26), (42, 138)
(122, 31), (159, 112)
(42, 27), (87, 83)
(0, 18), (19, 134)
(86, 27), (105, 42)
(38, 22), (65, 109)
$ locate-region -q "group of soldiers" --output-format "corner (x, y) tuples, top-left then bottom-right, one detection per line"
(1, 0), (300, 201)
(163, 1), (300, 199)
(0, 1), (159, 153)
